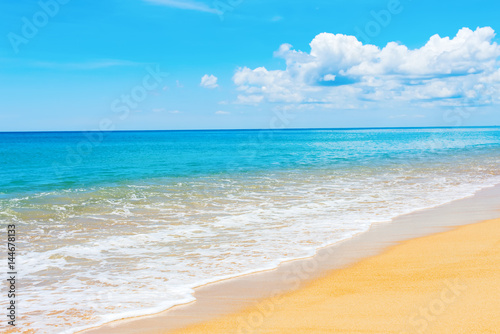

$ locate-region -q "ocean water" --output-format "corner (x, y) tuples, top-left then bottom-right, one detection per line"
(1, 127), (500, 333)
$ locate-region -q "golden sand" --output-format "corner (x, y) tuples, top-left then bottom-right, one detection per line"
(171, 219), (500, 333)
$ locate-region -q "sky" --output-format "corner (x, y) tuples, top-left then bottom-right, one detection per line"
(1, 0), (500, 131)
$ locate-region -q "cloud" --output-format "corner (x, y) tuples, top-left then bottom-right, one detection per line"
(143, 0), (220, 14)
(200, 74), (219, 89)
(215, 110), (230, 115)
(235, 94), (265, 104)
(233, 27), (500, 109)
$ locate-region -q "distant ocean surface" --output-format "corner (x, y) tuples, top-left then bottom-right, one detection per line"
(1, 128), (500, 333)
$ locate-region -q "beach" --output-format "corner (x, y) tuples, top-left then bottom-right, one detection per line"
(169, 218), (500, 334)
(4, 1), (500, 332)
(80, 184), (500, 334)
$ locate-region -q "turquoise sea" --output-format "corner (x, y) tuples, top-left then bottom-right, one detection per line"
(1, 127), (500, 333)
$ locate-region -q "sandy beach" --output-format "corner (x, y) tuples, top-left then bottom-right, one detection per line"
(170, 218), (500, 333)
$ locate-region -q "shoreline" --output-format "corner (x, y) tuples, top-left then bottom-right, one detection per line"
(171, 218), (500, 333)
(79, 183), (500, 334)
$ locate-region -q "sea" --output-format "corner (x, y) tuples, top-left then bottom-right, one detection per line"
(1, 127), (500, 333)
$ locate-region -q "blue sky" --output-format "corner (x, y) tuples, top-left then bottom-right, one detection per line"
(1, 0), (500, 131)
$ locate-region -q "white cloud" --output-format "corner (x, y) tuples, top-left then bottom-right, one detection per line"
(144, 0), (220, 14)
(323, 74), (336, 81)
(235, 94), (264, 104)
(215, 110), (230, 115)
(480, 68), (500, 83)
(200, 74), (219, 89)
(233, 27), (500, 109)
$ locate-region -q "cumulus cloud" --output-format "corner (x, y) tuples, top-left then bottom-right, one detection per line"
(233, 27), (500, 109)
(200, 74), (219, 89)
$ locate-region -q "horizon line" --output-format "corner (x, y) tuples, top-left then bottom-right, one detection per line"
(1, 125), (500, 134)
